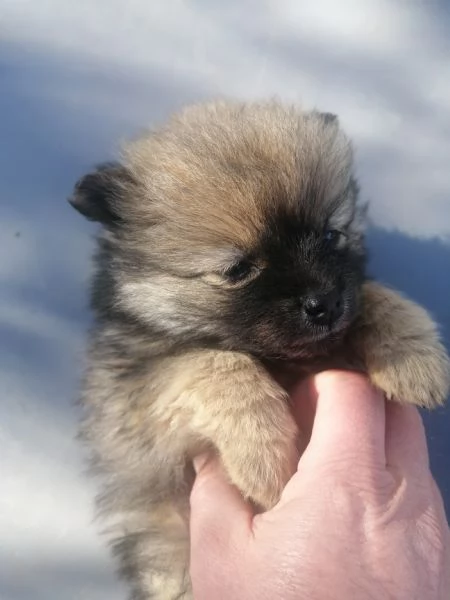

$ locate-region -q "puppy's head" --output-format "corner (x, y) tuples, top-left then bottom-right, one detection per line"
(70, 101), (366, 359)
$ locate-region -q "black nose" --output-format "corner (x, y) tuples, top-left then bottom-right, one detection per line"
(303, 291), (343, 326)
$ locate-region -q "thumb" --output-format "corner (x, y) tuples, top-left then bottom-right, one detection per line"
(190, 454), (253, 556)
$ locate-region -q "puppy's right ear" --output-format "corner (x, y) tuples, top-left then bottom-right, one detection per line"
(68, 162), (134, 225)
(319, 112), (338, 126)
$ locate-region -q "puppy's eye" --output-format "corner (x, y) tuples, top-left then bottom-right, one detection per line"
(323, 229), (345, 246)
(202, 258), (262, 288)
(223, 260), (254, 283)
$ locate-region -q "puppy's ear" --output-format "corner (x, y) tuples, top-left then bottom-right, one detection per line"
(319, 112), (338, 126)
(68, 162), (134, 225)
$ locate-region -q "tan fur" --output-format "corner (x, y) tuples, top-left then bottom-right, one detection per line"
(70, 100), (450, 600)
(119, 101), (355, 267)
(351, 282), (450, 408)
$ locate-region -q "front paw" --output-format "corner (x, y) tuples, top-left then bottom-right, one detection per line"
(369, 339), (449, 409)
(359, 285), (450, 408)
(219, 386), (299, 510)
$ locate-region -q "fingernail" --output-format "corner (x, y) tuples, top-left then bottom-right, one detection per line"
(193, 453), (210, 474)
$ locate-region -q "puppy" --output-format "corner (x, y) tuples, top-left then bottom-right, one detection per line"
(69, 100), (449, 600)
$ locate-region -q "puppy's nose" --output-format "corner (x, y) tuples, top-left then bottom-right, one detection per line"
(303, 291), (343, 325)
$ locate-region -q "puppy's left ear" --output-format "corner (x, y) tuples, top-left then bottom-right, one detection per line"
(68, 162), (134, 225)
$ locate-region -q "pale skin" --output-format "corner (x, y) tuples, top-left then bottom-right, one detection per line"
(189, 371), (450, 600)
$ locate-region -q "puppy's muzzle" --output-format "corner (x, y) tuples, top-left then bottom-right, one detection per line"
(302, 290), (344, 327)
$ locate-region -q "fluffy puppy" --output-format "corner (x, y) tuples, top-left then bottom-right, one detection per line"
(69, 100), (449, 600)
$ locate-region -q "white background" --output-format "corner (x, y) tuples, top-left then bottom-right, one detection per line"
(1, 1), (449, 598)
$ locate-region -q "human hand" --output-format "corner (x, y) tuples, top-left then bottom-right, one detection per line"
(190, 371), (450, 600)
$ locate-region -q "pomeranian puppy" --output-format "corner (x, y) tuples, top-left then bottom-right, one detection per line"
(69, 100), (449, 599)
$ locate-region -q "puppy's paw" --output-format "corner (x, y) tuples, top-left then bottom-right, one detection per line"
(369, 348), (449, 409)
(355, 282), (450, 408)
(218, 384), (299, 510)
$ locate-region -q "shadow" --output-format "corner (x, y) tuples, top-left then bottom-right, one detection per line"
(0, 555), (127, 600)
(367, 227), (450, 511)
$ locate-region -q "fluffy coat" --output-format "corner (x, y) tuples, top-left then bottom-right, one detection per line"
(69, 100), (449, 599)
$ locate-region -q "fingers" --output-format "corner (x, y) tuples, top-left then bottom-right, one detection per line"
(190, 454), (252, 566)
(385, 402), (429, 476)
(298, 370), (387, 470)
(293, 370), (432, 481)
